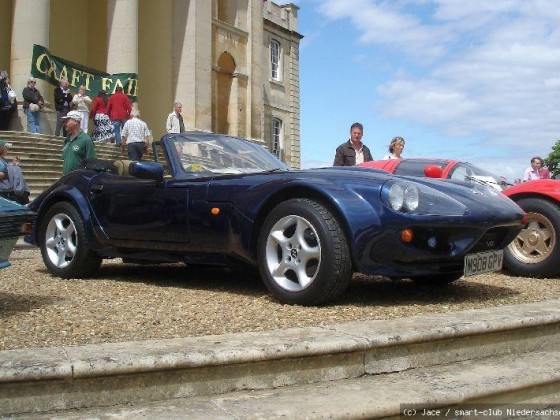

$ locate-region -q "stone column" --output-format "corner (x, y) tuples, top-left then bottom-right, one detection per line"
(107, 0), (138, 78)
(173, 0), (212, 130)
(0, 0), (12, 73)
(11, 0), (50, 100)
(248, 0), (264, 139)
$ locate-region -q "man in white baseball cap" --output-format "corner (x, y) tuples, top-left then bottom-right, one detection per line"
(61, 110), (96, 175)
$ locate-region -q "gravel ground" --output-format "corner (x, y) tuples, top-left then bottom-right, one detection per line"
(1, 247), (560, 351)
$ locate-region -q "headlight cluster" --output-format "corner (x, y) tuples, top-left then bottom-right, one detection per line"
(388, 183), (419, 212)
(382, 180), (467, 216)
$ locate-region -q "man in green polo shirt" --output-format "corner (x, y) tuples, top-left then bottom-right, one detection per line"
(61, 110), (96, 175)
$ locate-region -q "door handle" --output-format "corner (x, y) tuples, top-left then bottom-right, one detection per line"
(91, 184), (103, 193)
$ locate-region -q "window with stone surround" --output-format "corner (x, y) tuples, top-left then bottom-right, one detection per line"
(272, 117), (283, 157)
(270, 39), (281, 81)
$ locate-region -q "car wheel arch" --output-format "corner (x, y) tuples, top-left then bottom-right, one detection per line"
(249, 186), (354, 264)
(506, 191), (560, 207)
(35, 193), (95, 245)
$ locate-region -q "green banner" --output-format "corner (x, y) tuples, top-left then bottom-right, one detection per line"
(30, 44), (138, 99)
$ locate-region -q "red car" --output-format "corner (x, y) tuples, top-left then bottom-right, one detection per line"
(360, 158), (560, 278)
(362, 158), (506, 190)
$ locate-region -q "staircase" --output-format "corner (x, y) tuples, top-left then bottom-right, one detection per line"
(0, 131), (131, 199)
(1, 300), (560, 417)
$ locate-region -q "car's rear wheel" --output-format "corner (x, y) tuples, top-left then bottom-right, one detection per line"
(257, 198), (352, 305)
(504, 198), (560, 277)
(39, 202), (102, 278)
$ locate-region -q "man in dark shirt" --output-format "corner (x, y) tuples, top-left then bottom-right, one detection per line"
(333, 122), (373, 166)
(54, 77), (73, 137)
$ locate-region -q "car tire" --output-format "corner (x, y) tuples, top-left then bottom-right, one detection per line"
(257, 198), (352, 305)
(504, 197), (560, 277)
(39, 202), (102, 278)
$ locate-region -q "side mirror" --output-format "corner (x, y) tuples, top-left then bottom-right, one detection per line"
(424, 165), (443, 178)
(130, 161), (164, 183)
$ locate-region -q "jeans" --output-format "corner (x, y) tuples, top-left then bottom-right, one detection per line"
(24, 108), (40, 133)
(127, 142), (145, 161)
(112, 119), (126, 145)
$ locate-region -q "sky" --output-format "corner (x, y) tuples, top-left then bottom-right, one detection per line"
(278, 0), (560, 182)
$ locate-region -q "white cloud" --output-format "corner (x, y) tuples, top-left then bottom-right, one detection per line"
(310, 0), (560, 168)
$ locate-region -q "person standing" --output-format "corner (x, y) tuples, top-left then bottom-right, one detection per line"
(22, 77), (44, 134)
(0, 71), (17, 131)
(90, 90), (114, 142)
(523, 156), (550, 181)
(106, 86), (132, 146)
(0, 140), (30, 204)
(121, 109), (151, 161)
(54, 77), (73, 136)
(383, 137), (405, 160)
(333, 122), (373, 166)
(61, 111), (96, 175)
(72, 85), (92, 133)
(166, 102), (185, 134)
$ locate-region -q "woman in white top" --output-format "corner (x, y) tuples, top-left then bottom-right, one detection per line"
(72, 85), (92, 132)
(383, 136), (405, 160)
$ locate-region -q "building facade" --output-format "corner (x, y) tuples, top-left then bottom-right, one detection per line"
(0, 0), (302, 168)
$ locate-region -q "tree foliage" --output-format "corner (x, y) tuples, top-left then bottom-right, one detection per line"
(545, 140), (560, 179)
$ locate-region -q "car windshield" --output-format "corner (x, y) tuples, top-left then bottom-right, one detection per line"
(393, 159), (505, 190)
(169, 134), (290, 176)
(448, 162), (504, 189)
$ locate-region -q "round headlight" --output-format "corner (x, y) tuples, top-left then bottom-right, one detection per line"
(403, 185), (419, 212)
(388, 183), (404, 211)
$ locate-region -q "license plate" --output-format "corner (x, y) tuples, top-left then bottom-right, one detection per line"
(464, 249), (503, 277)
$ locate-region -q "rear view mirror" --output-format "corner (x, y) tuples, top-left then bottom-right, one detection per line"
(424, 165), (443, 178)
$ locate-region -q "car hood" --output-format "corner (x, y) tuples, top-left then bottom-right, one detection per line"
(206, 166), (524, 224)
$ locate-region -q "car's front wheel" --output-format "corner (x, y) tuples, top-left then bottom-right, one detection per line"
(39, 202), (102, 278)
(257, 198), (352, 305)
(504, 198), (560, 277)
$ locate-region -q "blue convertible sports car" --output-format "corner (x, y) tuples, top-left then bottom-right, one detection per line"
(26, 133), (525, 305)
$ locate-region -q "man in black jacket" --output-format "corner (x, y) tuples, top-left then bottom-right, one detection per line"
(333, 122), (373, 166)
(54, 77), (73, 136)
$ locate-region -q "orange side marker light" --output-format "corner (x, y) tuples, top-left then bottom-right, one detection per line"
(400, 229), (414, 243)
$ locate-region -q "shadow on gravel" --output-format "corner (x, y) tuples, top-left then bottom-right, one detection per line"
(337, 277), (520, 307)
(0, 293), (59, 317)
(88, 262), (519, 307)
(94, 263), (268, 296)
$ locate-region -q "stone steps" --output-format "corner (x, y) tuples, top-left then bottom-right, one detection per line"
(24, 350), (560, 419)
(1, 300), (560, 417)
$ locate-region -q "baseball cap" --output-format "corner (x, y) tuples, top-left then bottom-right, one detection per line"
(62, 110), (82, 121)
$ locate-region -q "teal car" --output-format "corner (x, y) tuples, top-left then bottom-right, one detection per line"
(0, 197), (35, 269)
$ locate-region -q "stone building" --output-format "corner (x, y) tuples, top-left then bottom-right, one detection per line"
(0, 0), (302, 168)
